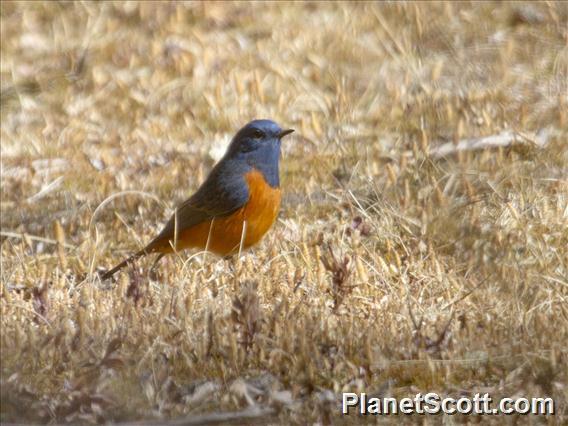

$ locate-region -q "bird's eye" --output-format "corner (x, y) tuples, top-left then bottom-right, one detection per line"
(251, 129), (264, 139)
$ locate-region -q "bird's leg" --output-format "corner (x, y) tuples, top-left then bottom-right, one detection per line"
(149, 253), (165, 281)
(223, 255), (237, 280)
(224, 254), (248, 293)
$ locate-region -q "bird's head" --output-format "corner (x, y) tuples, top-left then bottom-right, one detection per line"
(226, 119), (293, 187)
(228, 119), (294, 157)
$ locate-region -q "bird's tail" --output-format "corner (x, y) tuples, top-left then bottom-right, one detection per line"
(98, 249), (146, 281)
(98, 234), (170, 281)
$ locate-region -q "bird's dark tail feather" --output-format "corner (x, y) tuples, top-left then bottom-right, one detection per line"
(98, 249), (146, 281)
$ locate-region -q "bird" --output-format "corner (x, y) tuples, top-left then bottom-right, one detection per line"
(99, 119), (294, 281)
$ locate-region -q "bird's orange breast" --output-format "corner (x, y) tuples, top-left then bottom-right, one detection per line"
(165, 169), (281, 256)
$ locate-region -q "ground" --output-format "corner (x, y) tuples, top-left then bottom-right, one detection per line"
(1, 2), (567, 424)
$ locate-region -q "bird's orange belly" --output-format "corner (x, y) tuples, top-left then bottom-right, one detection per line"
(163, 170), (281, 256)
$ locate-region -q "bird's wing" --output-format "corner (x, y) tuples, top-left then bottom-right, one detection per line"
(144, 161), (250, 251)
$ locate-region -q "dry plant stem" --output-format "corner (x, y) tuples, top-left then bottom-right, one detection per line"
(1, 1), (566, 424)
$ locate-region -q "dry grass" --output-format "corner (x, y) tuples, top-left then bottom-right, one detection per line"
(1, 1), (567, 424)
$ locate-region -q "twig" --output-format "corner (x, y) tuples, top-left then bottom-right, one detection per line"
(16, 406), (277, 426)
(441, 274), (491, 310)
(88, 190), (164, 235)
(6, 303), (52, 328)
(26, 176), (64, 203)
(0, 231), (75, 250)
(429, 129), (552, 159)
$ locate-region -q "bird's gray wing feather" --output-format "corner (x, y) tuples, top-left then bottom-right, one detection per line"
(145, 160), (250, 250)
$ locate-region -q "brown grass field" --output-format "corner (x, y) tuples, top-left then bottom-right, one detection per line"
(1, 1), (567, 424)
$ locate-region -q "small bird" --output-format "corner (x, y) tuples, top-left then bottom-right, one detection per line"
(100, 119), (294, 280)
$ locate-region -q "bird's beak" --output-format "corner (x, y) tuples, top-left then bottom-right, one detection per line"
(278, 129), (294, 139)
